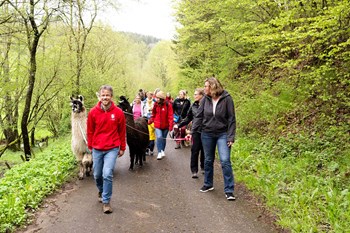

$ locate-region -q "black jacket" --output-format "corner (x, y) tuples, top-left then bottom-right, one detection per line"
(172, 98), (191, 119)
(191, 90), (236, 142)
(177, 101), (201, 132)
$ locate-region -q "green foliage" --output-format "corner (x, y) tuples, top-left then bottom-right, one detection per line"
(0, 137), (76, 233)
(175, 0), (350, 232)
(232, 137), (350, 232)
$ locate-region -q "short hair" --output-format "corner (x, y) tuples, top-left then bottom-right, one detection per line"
(195, 88), (204, 96)
(205, 77), (224, 98)
(99, 85), (114, 97)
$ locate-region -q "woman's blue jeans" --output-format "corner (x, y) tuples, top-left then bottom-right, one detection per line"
(201, 132), (235, 193)
(155, 128), (169, 152)
(92, 147), (119, 204)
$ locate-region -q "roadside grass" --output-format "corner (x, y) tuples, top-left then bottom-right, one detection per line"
(232, 137), (350, 232)
(0, 136), (76, 233)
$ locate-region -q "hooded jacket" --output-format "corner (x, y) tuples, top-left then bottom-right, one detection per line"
(87, 101), (126, 151)
(148, 101), (174, 131)
(191, 90), (236, 142)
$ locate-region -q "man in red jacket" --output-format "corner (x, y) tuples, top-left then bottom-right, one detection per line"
(87, 85), (126, 214)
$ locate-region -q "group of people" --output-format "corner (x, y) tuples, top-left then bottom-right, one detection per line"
(86, 77), (237, 214)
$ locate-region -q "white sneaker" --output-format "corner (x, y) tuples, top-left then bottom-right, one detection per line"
(161, 150), (165, 158)
(157, 152), (162, 160)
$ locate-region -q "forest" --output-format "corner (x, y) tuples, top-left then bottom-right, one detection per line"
(1, 0), (349, 232)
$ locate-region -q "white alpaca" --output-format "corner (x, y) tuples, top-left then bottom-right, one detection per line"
(70, 95), (92, 179)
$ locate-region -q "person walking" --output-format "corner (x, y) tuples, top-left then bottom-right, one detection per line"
(191, 77), (237, 201)
(175, 88), (205, 178)
(132, 94), (144, 120)
(87, 85), (126, 213)
(143, 91), (155, 155)
(172, 90), (191, 149)
(148, 90), (174, 160)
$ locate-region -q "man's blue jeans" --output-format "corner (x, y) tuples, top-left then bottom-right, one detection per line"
(92, 147), (119, 204)
(155, 128), (169, 152)
(201, 132), (235, 193)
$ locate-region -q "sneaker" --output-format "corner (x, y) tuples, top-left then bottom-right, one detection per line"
(157, 152), (162, 160)
(98, 192), (102, 203)
(225, 193), (236, 201)
(200, 185), (214, 192)
(161, 150), (165, 158)
(192, 173), (198, 179)
(145, 148), (150, 156)
(103, 203), (113, 214)
(175, 144), (181, 149)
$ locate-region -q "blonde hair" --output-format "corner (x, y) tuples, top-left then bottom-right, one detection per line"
(195, 88), (204, 96)
(205, 77), (223, 98)
(179, 90), (186, 97)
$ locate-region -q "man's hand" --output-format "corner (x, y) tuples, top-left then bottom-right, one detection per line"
(118, 150), (125, 157)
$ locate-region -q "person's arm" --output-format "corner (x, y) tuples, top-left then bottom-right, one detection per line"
(191, 98), (205, 134)
(168, 103), (174, 131)
(226, 96), (236, 144)
(177, 105), (193, 128)
(87, 109), (94, 150)
(148, 104), (156, 124)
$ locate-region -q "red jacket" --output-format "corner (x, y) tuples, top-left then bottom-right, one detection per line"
(149, 101), (173, 131)
(87, 101), (126, 151)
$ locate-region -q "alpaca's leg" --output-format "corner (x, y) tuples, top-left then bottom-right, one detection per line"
(82, 153), (92, 177)
(129, 150), (135, 170)
(76, 153), (85, 179)
(78, 160), (85, 179)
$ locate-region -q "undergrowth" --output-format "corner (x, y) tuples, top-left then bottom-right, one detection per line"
(0, 136), (76, 233)
(232, 135), (350, 232)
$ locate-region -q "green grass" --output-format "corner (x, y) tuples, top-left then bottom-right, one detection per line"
(232, 137), (350, 232)
(0, 136), (76, 233)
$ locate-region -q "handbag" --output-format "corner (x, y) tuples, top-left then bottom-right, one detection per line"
(173, 114), (180, 123)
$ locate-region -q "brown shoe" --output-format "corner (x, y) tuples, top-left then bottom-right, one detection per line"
(103, 203), (113, 214)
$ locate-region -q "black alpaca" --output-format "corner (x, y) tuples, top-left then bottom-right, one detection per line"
(118, 96), (149, 170)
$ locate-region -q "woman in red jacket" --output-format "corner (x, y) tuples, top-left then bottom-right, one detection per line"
(148, 91), (174, 160)
(87, 85), (126, 214)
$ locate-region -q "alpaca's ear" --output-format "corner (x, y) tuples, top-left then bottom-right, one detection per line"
(96, 92), (100, 99)
(70, 96), (74, 101)
(78, 95), (84, 102)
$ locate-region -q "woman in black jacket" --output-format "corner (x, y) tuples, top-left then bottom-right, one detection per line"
(175, 88), (205, 178)
(191, 77), (236, 201)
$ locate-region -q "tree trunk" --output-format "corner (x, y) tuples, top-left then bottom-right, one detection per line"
(1, 34), (20, 151)
(21, 31), (40, 161)
(31, 127), (35, 147)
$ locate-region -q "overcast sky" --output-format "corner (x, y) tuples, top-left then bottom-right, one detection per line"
(100, 0), (177, 40)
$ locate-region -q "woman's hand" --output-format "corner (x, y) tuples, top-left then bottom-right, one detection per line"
(227, 141), (234, 148)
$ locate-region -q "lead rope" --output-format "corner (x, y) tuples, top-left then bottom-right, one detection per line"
(78, 121), (91, 153)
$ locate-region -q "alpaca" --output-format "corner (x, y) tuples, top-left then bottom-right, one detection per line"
(70, 95), (92, 179)
(118, 96), (149, 170)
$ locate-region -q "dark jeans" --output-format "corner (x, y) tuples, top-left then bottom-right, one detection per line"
(191, 132), (204, 173)
(148, 140), (155, 152)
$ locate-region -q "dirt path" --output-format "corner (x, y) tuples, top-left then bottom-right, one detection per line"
(18, 140), (281, 233)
